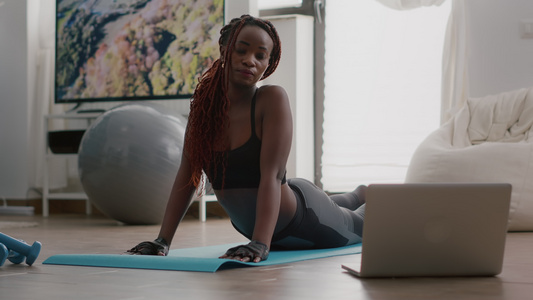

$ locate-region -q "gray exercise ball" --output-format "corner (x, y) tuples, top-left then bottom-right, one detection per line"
(78, 103), (186, 225)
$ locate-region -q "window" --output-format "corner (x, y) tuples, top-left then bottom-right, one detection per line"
(321, 1), (451, 192)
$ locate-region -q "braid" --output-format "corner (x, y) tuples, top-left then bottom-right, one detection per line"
(185, 15), (282, 188)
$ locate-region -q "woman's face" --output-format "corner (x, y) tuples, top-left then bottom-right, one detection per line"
(227, 25), (274, 87)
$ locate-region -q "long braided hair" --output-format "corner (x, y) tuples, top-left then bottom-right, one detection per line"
(185, 15), (282, 188)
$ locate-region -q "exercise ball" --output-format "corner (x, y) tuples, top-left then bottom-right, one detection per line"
(78, 103), (186, 225)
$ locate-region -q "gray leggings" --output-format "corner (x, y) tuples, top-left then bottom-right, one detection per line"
(271, 178), (365, 250)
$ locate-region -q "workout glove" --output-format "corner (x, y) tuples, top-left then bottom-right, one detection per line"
(223, 240), (269, 261)
(126, 237), (169, 256)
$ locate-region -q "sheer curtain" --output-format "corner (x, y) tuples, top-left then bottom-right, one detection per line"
(375, 0), (470, 123)
(441, 0), (468, 123)
(321, 0), (452, 192)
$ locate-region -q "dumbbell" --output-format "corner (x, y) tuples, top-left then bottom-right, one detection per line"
(0, 243), (27, 265)
(0, 233), (42, 266)
(8, 249), (25, 264)
(0, 243), (7, 266)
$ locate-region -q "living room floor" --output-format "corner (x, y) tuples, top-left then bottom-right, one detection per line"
(1, 213), (533, 300)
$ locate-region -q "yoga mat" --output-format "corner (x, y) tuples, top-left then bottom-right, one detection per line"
(43, 242), (362, 272)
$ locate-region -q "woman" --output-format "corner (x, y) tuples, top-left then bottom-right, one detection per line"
(127, 15), (366, 263)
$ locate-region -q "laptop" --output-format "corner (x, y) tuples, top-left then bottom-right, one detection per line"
(342, 183), (512, 278)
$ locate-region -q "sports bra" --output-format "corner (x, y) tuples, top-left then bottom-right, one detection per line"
(206, 90), (287, 190)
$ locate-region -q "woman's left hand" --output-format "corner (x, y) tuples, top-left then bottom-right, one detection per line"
(219, 240), (269, 263)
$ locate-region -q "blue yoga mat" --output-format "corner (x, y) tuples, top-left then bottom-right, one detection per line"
(43, 242), (362, 272)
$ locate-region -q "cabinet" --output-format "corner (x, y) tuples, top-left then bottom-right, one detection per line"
(263, 15), (315, 181)
(42, 113), (101, 217)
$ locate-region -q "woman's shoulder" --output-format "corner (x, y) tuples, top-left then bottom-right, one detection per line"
(257, 85), (289, 103)
(255, 85), (292, 119)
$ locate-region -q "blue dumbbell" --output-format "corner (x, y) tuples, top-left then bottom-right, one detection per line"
(8, 249), (25, 264)
(0, 233), (41, 266)
(0, 243), (7, 267)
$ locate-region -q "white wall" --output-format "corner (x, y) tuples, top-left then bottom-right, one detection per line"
(467, 0), (533, 97)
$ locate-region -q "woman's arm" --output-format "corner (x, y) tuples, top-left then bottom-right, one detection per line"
(220, 85), (292, 262)
(252, 85), (293, 253)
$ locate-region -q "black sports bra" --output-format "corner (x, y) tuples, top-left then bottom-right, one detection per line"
(206, 90), (287, 189)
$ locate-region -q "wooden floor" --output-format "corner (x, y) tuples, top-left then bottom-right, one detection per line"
(1, 214), (533, 300)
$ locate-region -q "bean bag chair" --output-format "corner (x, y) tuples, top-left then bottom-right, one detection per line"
(406, 87), (533, 231)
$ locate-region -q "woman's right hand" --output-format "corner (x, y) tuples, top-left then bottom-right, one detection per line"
(219, 240), (269, 263)
(126, 238), (169, 256)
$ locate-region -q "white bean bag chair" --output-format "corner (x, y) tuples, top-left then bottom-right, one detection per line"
(405, 87), (533, 231)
